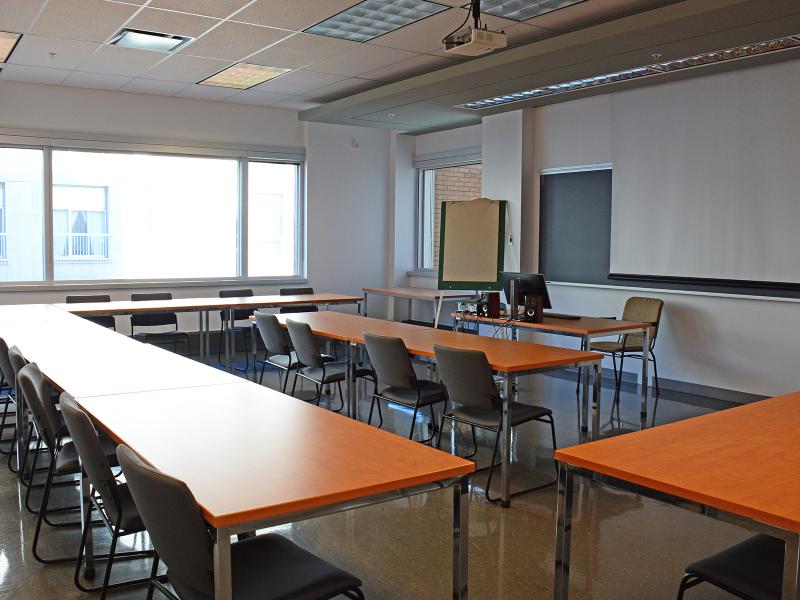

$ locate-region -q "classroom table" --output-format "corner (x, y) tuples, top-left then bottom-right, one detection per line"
(57, 292), (362, 372)
(260, 311), (602, 507)
(0, 303), (474, 599)
(362, 287), (477, 329)
(453, 312), (653, 429)
(553, 391), (800, 599)
(77, 383), (474, 600)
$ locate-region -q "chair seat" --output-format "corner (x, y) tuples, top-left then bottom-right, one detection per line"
(590, 340), (644, 354)
(55, 436), (119, 476)
(685, 534), (783, 600)
(378, 379), (446, 407)
(268, 352), (334, 370)
(450, 401), (552, 429)
(299, 362), (372, 385)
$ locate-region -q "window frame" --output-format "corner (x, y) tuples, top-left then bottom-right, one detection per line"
(0, 132), (307, 291)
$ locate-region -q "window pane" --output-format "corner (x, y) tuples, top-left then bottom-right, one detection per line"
(52, 151), (239, 281)
(0, 148), (44, 281)
(419, 163), (482, 270)
(247, 161), (298, 277)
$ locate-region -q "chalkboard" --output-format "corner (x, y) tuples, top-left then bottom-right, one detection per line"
(539, 169), (612, 285)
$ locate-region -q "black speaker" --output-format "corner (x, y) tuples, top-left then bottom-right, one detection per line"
(478, 291), (500, 318)
(522, 295), (544, 323)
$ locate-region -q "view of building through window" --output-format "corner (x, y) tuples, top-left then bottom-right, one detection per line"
(419, 163), (482, 270)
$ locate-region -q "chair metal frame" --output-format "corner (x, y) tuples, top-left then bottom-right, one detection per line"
(130, 293), (190, 356)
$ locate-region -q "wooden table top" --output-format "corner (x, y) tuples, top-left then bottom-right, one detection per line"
(267, 311), (600, 373)
(452, 312), (649, 336)
(556, 391), (800, 532)
(363, 287), (477, 301)
(77, 382), (474, 528)
(55, 293), (362, 316)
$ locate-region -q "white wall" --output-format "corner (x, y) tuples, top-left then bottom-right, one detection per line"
(0, 80), (394, 329)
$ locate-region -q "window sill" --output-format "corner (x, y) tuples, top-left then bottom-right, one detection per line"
(0, 275), (309, 293)
(407, 269), (438, 278)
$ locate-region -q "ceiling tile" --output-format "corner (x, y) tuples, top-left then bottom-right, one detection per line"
(0, 0), (46, 33)
(271, 96), (320, 110)
(308, 44), (418, 77)
(526, 0), (671, 31)
(8, 35), (100, 70)
(0, 63), (70, 84)
(251, 69), (345, 94)
(63, 70), (132, 90)
(307, 77), (382, 102)
(121, 77), (187, 95)
(360, 52), (456, 81)
(30, 0), (139, 43)
(367, 8), (464, 53)
(126, 7), (219, 39)
(77, 45), (166, 76)
(144, 53), (232, 82)
(247, 33), (359, 70)
(232, 0), (359, 31)
(174, 83), (241, 100)
(225, 89), (290, 106)
(178, 21), (292, 61)
(148, 0), (251, 19)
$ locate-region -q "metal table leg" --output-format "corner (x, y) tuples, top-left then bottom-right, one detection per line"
(581, 336), (590, 435)
(453, 476), (470, 600)
(500, 373), (512, 508)
(198, 312), (205, 362)
(14, 377), (23, 473)
(640, 328), (650, 429)
(362, 292), (368, 317)
(228, 309), (236, 373)
(345, 342), (355, 420)
(251, 321), (258, 383)
(434, 298), (443, 329)
(592, 362), (601, 441)
(213, 529), (232, 600)
(553, 464), (574, 600)
(783, 533), (800, 599)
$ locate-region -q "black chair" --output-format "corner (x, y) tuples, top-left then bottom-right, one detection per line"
(130, 293), (190, 355)
(286, 319), (371, 411)
(218, 288), (254, 372)
(0, 337), (18, 468)
(60, 394), (154, 599)
(363, 332), (445, 443)
(8, 344), (34, 482)
(17, 363), (116, 563)
(433, 344), (558, 503)
(117, 444), (365, 600)
(279, 286), (319, 314)
(66, 294), (116, 330)
(676, 533), (784, 599)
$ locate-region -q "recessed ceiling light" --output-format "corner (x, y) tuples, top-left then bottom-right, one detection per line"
(109, 28), (192, 52)
(305, 0), (449, 43)
(0, 31), (21, 63)
(470, 0), (586, 22)
(199, 63), (291, 90)
(458, 34), (800, 109)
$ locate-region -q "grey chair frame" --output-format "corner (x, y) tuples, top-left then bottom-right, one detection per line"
(66, 294), (116, 330)
(130, 293), (190, 355)
(254, 312), (295, 391)
(218, 288), (254, 372)
(363, 332), (444, 443)
(0, 337), (18, 468)
(433, 344), (558, 503)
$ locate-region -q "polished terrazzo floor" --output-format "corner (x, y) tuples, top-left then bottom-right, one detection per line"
(0, 358), (752, 600)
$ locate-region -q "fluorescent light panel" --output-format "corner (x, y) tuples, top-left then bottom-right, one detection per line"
(0, 31), (21, 62)
(109, 28), (191, 52)
(459, 34), (800, 109)
(305, 0), (449, 42)
(474, 0), (586, 22)
(199, 63), (290, 89)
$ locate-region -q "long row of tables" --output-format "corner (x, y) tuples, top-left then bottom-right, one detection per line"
(0, 300), (474, 600)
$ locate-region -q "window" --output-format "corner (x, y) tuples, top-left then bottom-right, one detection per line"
(0, 147), (45, 282)
(53, 185), (109, 261)
(247, 161), (299, 277)
(417, 163), (482, 270)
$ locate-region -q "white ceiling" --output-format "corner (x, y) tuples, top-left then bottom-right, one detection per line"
(0, 0), (674, 110)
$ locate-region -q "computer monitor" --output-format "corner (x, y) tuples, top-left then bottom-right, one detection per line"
(500, 272), (552, 321)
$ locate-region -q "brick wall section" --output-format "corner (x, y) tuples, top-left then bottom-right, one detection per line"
(432, 164), (482, 268)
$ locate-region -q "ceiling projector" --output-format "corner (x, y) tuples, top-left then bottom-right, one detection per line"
(442, 0), (507, 57)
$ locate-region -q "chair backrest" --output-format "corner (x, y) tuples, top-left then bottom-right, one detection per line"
(8, 344), (29, 381)
(254, 312), (290, 356)
(60, 394), (125, 523)
(286, 320), (322, 368)
(279, 287), (318, 314)
(363, 332), (415, 392)
(66, 294), (115, 329)
(117, 445), (214, 600)
(434, 345), (500, 410)
(621, 296), (664, 346)
(17, 362), (60, 450)
(219, 288), (254, 322)
(130, 293), (177, 329)
(0, 337), (14, 389)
